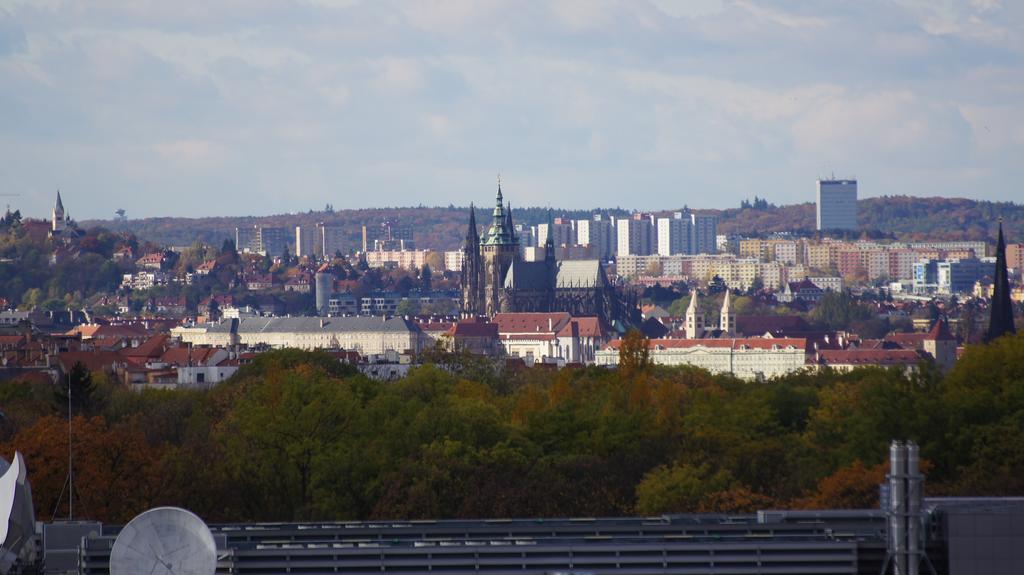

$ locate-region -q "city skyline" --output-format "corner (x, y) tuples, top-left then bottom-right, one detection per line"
(2, 1), (1023, 219)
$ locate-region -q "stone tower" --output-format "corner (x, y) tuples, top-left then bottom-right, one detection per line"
(685, 290), (706, 339)
(923, 317), (957, 372)
(479, 181), (518, 316)
(719, 290), (735, 337)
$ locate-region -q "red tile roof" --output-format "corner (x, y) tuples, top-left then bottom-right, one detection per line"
(57, 351), (124, 373)
(160, 346), (221, 366)
(817, 349), (924, 366)
(449, 320), (499, 338)
(493, 312), (572, 334)
(121, 334), (171, 359)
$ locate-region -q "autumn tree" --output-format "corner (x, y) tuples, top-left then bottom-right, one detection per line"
(618, 329), (650, 376)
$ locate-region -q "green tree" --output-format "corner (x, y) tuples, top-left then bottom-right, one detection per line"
(54, 361), (97, 416)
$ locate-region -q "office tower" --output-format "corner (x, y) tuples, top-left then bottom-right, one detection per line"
(816, 179), (858, 231)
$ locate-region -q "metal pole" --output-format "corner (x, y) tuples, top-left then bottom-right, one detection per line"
(68, 371), (73, 521)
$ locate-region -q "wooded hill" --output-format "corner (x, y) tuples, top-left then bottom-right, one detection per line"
(80, 196), (1022, 252)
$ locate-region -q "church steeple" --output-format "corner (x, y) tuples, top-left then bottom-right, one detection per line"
(686, 290), (705, 339)
(52, 190), (66, 233)
(461, 203), (483, 317)
(544, 209), (556, 262)
(987, 218), (1016, 341)
(465, 203), (479, 244)
(720, 290), (735, 336)
(504, 202), (517, 246)
(482, 176), (514, 246)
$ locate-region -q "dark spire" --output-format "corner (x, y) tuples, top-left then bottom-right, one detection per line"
(505, 202), (517, 245)
(545, 209), (555, 262)
(987, 218), (1016, 341)
(465, 203), (479, 244)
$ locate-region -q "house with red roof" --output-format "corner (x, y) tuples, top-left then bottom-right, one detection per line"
(814, 348), (927, 375)
(493, 312), (610, 365)
(446, 318), (501, 357)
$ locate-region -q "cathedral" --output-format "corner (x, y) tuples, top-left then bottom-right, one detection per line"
(461, 182), (632, 325)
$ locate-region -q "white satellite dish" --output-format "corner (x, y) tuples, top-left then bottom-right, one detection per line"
(110, 507), (217, 575)
(0, 452), (36, 574)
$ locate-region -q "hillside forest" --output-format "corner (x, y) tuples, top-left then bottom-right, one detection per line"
(80, 196), (1024, 251)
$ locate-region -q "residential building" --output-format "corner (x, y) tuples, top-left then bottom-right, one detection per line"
(235, 225), (289, 256)
(656, 212), (692, 256)
(616, 214), (655, 257)
(295, 225), (315, 258)
(363, 220), (414, 251)
(171, 316), (423, 355)
(444, 250), (465, 272)
(364, 249), (429, 270)
(536, 217), (575, 249)
(317, 222), (346, 257)
(816, 178), (858, 231)
(690, 213), (718, 255)
(576, 215), (616, 260)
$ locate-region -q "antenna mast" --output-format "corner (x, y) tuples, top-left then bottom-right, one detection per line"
(68, 371), (73, 520)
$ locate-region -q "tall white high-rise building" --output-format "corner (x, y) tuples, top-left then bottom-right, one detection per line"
(656, 212), (693, 256)
(295, 226), (315, 258)
(816, 179), (858, 231)
(536, 218), (575, 248)
(576, 215), (616, 260)
(617, 214), (655, 258)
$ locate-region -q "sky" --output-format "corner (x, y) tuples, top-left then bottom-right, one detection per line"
(1, 0), (1023, 219)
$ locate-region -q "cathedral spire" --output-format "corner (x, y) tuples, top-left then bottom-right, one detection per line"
(505, 202), (516, 245)
(466, 203), (479, 244)
(987, 218), (1016, 341)
(544, 209), (555, 262)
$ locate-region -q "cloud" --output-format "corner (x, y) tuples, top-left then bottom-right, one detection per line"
(0, 0), (1022, 217)
(154, 139), (229, 168)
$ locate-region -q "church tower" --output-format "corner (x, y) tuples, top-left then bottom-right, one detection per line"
(987, 218), (1017, 341)
(52, 190), (66, 233)
(461, 204), (483, 316)
(479, 179), (519, 316)
(719, 290), (735, 337)
(685, 291), (706, 339)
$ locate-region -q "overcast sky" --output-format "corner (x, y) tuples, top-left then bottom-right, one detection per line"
(2, 0), (1022, 219)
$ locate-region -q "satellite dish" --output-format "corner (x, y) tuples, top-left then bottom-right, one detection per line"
(110, 507), (216, 575)
(0, 452), (36, 573)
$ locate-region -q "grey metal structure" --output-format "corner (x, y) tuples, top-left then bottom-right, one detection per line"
(78, 513), (889, 574)
(882, 441), (935, 575)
